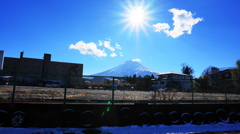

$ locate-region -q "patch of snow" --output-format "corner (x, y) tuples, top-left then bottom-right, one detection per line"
(0, 123), (240, 134)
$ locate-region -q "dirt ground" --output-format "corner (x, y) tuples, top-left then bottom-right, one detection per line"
(0, 85), (240, 103)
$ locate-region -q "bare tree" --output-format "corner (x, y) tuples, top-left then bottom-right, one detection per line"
(231, 60), (240, 89)
(181, 63), (194, 76)
(201, 66), (219, 77)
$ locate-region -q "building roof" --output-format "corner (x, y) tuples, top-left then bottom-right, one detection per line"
(157, 72), (190, 76)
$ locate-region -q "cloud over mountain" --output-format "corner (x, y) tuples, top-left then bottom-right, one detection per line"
(132, 59), (141, 62)
(153, 8), (203, 38)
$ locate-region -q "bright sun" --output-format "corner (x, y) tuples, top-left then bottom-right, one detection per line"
(129, 6), (145, 24)
(121, 1), (153, 34)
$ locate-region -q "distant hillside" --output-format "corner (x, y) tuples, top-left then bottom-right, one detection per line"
(93, 60), (159, 77)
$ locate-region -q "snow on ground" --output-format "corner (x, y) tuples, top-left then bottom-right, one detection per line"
(0, 123), (240, 134)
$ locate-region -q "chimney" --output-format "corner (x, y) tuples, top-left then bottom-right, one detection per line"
(20, 51), (24, 59)
(43, 53), (51, 62)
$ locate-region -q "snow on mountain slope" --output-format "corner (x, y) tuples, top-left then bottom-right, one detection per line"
(93, 60), (159, 77)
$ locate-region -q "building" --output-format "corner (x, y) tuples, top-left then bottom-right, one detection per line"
(1, 51), (83, 87)
(153, 72), (192, 91)
(210, 68), (232, 81)
(91, 77), (109, 84)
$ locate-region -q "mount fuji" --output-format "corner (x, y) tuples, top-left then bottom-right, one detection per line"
(93, 60), (159, 77)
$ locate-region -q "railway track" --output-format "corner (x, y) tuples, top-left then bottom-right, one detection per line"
(0, 101), (240, 128)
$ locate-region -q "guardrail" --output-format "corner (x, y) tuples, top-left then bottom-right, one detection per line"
(0, 73), (239, 104)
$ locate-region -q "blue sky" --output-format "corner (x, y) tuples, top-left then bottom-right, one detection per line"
(1, 0), (240, 77)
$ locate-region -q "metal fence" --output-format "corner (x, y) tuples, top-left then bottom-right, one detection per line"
(0, 73), (240, 104)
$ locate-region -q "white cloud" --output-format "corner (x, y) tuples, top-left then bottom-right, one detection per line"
(153, 8), (203, 38)
(132, 59), (141, 62)
(110, 52), (117, 57)
(119, 52), (123, 56)
(153, 23), (170, 33)
(98, 40), (103, 46)
(115, 43), (122, 50)
(106, 37), (111, 41)
(99, 40), (115, 51)
(69, 41), (107, 57)
(70, 39), (124, 58)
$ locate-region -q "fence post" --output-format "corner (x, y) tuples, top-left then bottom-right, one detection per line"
(111, 77), (115, 105)
(224, 80), (227, 104)
(11, 73), (17, 103)
(191, 76), (194, 104)
(154, 79), (157, 104)
(64, 75), (68, 104)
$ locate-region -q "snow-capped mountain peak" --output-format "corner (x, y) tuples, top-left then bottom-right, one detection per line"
(93, 60), (159, 77)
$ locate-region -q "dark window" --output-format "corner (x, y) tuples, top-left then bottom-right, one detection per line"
(160, 81), (165, 85)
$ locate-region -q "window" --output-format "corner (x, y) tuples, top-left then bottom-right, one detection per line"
(160, 81), (165, 85)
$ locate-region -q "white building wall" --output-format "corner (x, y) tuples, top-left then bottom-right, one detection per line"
(152, 72), (192, 91)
